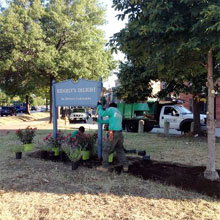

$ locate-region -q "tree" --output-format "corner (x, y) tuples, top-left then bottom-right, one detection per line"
(115, 61), (156, 102)
(0, 0), (115, 119)
(111, 0), (220, 180)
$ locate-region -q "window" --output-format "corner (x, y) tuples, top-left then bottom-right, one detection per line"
(164, 107), (174, 115)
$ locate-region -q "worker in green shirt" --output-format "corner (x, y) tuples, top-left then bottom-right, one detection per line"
(96, 102), (128, 172)
(72, 126), (85, 138)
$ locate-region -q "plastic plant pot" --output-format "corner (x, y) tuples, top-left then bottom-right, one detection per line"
(40, 150), (48, 159)
(138, 150), (146, 156)
(82, 150), (90, 160)
(52, 147), (59, 156)
(60, 151), (67, 162)
(48, 151), (55, 158)
(124, 149), (136, 154)
(71, 161), (79, 170)
(23, 143), (33, 152)
(15, 152), (22, 159)
(108, 153), (114, 163)
(143, 155), (151, 161)
(143, 155), (151, 164)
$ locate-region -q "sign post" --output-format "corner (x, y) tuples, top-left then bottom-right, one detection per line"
(52, 80), (58, 139)
(97, 77), (103, 159)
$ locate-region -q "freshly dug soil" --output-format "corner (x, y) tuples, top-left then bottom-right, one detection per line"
(28, 151), (220, 199)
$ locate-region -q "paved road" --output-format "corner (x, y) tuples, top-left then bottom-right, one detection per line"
(0, 115), (98, 135)
(1, 114), (220, 137)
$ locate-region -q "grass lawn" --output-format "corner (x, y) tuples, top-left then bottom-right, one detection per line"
(0, 114), (220, 220)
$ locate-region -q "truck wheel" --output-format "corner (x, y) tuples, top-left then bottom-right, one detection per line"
(144, 126), (154, 132)
(126, 122), (138, 132)
(182, 123), (191, 133)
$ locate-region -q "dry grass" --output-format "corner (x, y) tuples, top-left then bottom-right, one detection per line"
(123, 133), (220, 169)
(0, 112), (50, 125)
(0, 115), (220, 219)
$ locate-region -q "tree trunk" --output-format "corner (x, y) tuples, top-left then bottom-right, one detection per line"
(25, 95), (30, 115)
(193, 95), (201, 135)
(49, 75), (54, 124)
(46, 98), (49, 111)
(204, 49), (219, 180)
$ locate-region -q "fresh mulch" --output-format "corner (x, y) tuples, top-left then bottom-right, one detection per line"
(28, 151), (220, 199)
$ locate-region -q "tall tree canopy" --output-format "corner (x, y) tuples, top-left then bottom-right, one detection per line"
(0, 0), (115, 115)
(115, 61), (156, 102)
(111, 0), (220, 180)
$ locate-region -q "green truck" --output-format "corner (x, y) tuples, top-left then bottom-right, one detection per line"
(117, 102), (155, 132)
(118, 100), (207, 133)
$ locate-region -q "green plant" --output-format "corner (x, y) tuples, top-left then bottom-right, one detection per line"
(62, 143), (81, 162)
(63, 133), (77, 146)
(16, 126), (37, 144)
(76, 133), (98, 151)
(12, 145), (23, 153)
(43, 131), (65, 148)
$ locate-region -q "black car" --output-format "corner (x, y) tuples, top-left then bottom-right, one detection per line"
(31, 106), (37, 111)
(0, 106), (16, 116)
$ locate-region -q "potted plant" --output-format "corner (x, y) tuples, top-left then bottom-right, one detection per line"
(108, 153), (114, 163)
(43, 131), (65, 157)
(16, 126), (37, 152)
(76, 133), (97, 160)
(62, 143), (81, 170)
(13, 145), (23, 159)
(61, 133), (77, 162)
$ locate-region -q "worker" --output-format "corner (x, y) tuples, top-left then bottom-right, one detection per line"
(96, 102), (128, 172)
(72, 126), (85, 138)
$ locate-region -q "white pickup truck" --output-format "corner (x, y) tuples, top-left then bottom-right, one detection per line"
(158, 105), (206, 132)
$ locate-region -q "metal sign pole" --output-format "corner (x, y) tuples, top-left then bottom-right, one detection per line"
(97, 77), (103, 159)
(52, 80), (57, 139)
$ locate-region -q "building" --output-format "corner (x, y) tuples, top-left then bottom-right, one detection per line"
(179, 93), (220, 127)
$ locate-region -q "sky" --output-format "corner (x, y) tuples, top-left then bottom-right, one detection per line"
(100, 0), (126, 88)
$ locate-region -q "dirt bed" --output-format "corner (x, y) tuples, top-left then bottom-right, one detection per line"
(28, 151), (220, 199)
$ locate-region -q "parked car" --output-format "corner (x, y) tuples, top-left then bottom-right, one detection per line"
(31, 106), (37, 111)
(16, 106), (26, 113)
(40, 106), (50, 112)
(0, 106), (16, 116)
(69, 108), (90, 123)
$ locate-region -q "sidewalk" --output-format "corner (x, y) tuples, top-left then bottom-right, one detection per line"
(151, 127), (220, 137)
(0, 116), (98, 135)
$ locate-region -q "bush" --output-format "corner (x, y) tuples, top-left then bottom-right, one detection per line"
(43, 131), (65, 148)
(16, 126), (37, 144)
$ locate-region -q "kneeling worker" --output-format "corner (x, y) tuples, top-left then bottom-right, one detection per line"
(72, 126), (85, 138)
(96, 102), (128, 172)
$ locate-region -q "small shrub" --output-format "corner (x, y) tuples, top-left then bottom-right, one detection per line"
(16, 126), (37, 144)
